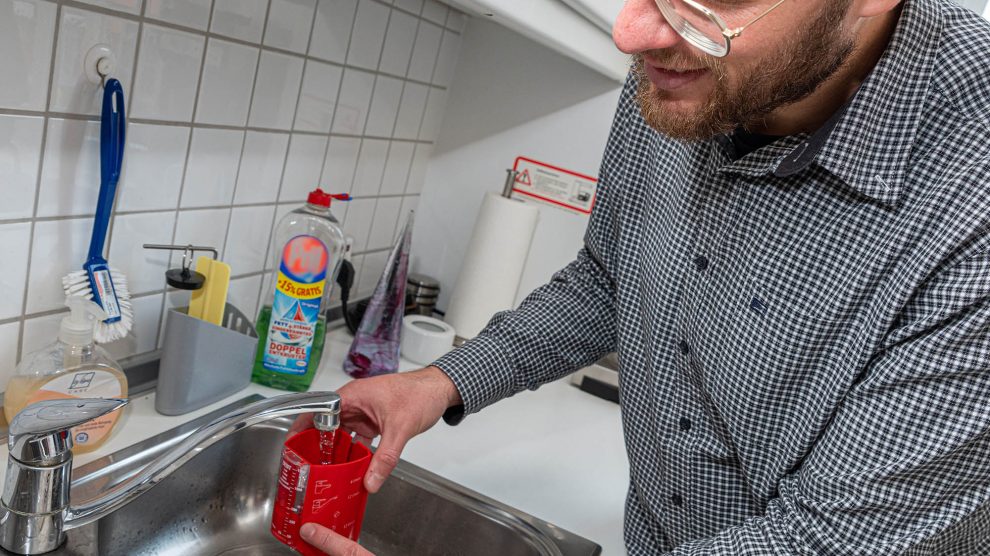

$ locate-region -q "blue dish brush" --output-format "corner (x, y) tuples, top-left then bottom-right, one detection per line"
(62, 78), (132, 343)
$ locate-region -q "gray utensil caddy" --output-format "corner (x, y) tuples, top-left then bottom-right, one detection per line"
(156, 303), (258, 416)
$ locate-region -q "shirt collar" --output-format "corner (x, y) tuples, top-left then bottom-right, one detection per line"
(716, 0), (943, 206)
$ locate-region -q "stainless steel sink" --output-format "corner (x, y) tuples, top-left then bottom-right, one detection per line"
(37, 395), (601, 556)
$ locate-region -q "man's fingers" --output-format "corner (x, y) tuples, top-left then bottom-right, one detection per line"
(353, 433), (374, 448)
(365, 431), (408, 493)
(300, 523), (372, 556)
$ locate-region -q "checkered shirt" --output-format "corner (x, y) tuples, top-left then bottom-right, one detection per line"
(434, 0), (990, 553)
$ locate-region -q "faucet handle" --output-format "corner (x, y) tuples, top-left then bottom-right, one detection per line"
(9, 399), (128, 465)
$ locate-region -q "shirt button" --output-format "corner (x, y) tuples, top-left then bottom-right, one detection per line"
(679, 417), (692, 431)
(693, 255), (709, 271)
(678, 340), (690, 355)
(670, 493), (683, 507)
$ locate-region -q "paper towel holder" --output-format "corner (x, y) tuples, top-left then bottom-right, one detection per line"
(502, 169), (519, 198)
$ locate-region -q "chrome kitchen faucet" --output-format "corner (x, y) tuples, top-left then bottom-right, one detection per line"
(0, 393), (341, 555)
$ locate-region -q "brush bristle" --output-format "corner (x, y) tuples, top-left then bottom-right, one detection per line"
(63, 267), (134, 344)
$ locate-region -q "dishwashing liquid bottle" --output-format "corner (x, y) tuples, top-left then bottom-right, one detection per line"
(251, 188), (347, 391)
(3, 296), (128, 454)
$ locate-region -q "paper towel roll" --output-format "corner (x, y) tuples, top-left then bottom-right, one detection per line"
(445, 193), (539, 339)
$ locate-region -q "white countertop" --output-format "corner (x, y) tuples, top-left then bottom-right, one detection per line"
(3, 327), (630, 555)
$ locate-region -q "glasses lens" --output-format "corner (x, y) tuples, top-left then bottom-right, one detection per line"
(655, 0), (728, 57)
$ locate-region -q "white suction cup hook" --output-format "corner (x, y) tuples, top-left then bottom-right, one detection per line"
(83, 44), (116, 87)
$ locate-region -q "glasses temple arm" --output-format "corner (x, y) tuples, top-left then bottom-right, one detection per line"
(732, 0), (788, 35)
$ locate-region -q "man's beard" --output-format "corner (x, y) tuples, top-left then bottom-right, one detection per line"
(634, 1), (855, 141)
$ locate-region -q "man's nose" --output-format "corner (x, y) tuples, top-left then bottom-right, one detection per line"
(613, 0), (683, 54)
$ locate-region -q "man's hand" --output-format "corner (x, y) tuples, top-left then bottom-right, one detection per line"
(300, 523), (373, 556)
(292, 366), (461, 493)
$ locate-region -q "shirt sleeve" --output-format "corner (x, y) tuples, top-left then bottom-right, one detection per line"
(431, 75), (639, 422)
(667, 245), (990, 555)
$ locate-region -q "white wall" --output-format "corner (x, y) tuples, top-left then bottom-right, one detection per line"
(959, 0), (989, 15)
(411, 17), (624, 310)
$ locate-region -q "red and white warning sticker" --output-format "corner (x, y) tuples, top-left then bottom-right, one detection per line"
(511, 156), (597, 215)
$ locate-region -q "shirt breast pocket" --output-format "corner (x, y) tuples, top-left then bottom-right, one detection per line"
(692, 266), (852, 413)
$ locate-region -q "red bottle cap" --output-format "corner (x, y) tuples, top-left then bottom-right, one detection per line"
(307, 189), (351, 207)
(307, 188), (332, 207)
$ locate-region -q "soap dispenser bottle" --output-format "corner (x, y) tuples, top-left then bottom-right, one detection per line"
(3, 296), (128, 454)
(251, 188), (348, 391)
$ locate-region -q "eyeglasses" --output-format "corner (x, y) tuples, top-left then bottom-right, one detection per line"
(653, 0), (789, 57)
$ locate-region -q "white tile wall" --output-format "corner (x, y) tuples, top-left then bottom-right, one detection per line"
(332, 69), (375, 134)
(322, 135), (361, 191)
(76, 0), (142, 16)
(0, 0), (57, 111)
(180, 128), (245, 208)
(131, 25), (205, 122)
(407, 21), (442, 83)
(347, 0), (390, 70)
(265, 0), (317, 54)
(394, 82), (429, 140)
(50, 8), (139, 115)
(107, 211), (174, 294)
(0, 322), (19, 389)
(295, 60), (343, 133)
(365, 75), (403, 137)
(249, 51), (305, 131)
(234, 131), (290, 204)
(117, 123), (190, 212)
(0, 222), (31, 320)
(36, 118), (101, 218)
(379, 10), (418, 77)
(421, 0), (448, 25)
(211, 0), (268, 43)
(195, 39), (259, 126)
(224, 204), (276, 274)
(0, 115), (44, 220)
(25, 217), (92, 314)
(381, 141), (415, 195)
(367, 195), (402, 250)
(145, 0), (211, 30)
(351, 139), (388, 197)
(280, 134), (328, 202)
(0, 0), (463, 383)
(310, 0), (357, 64)
(356, 249), (388, 297)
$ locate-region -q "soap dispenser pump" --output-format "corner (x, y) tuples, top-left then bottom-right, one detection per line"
(3, 296), (129, 454)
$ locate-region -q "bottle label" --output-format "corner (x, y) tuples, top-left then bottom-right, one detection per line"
(263, 235), (329, 375)
(27, 370), (123, 448)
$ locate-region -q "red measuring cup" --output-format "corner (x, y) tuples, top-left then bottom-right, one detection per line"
(271, 428), (372, 555)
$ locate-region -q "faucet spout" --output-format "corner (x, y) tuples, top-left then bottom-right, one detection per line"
(64, 391), (341, 530)
(0, 391), (340, 555)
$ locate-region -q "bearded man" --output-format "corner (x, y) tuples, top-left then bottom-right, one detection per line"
(301, 0), (990, 554)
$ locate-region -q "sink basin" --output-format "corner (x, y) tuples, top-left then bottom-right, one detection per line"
(46, 395), (601, 555)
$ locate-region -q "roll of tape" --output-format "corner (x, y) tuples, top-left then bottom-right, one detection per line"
(401, 315), (456, 366)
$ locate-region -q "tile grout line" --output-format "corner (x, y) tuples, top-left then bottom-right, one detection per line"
(0, 108), (448, 132)
(247, 0), (322, 313)
(246, 0), (284, 316)
(0, 193), (419, 227)
(103, 9), (147, 277)
(16, 1), (66, 366)
(368, 6), (405, 245)
(343, 0), (396, 248)
(0, 109), (440, 147)
(153, 0), (218, 350)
